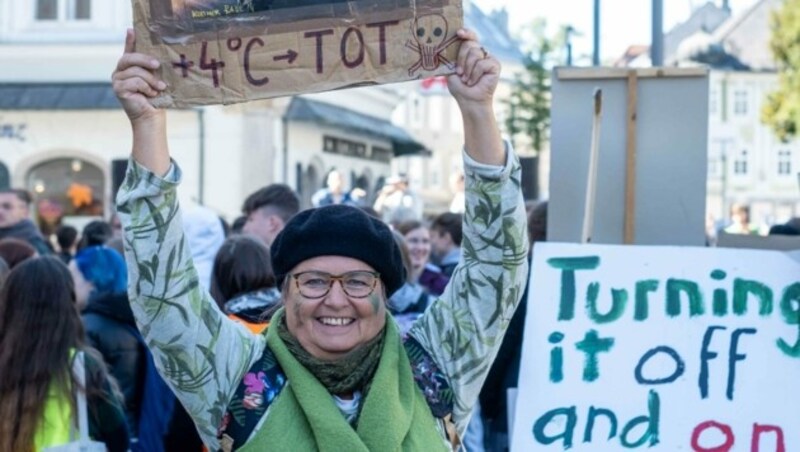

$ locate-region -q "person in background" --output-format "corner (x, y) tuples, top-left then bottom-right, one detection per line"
(210, 235), (282, 334)
(395, 220), (449, 296)
(78, 220), (114, 251)
(373, 173), (424, 226)
(724, 203), (760, 235)
(56, 224), (79, 264)
(312, 169), (363, 207)
(74, 245), (176, 451)
(0, 188), (51, 255)
(0, 237), (37, 269)
(430, 212), (463, 277)
(386, 230), (430, 334)
(182, 204), (226, 290)
(0, 256), (129, 451)
(480, 201), (548, 451)
(231, 215), (247, 235)
(112, 26), (528, 450)
(242, 184), (300, 247)
(768, 217), (800, 236)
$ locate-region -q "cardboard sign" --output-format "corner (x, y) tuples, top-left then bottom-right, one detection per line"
(133, 0), (463, 107)
(512, 242), (800, 451)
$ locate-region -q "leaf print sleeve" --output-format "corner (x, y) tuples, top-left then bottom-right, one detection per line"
(408, 142), (529, 437)
(116, 158), (267, 450)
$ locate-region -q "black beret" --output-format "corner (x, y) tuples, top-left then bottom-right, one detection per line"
(270, 205), (405, 296)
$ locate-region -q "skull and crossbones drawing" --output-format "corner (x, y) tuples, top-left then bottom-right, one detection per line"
(406, 13), (460, 77)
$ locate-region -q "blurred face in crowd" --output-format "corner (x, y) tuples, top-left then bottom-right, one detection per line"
(243, 206), (284, 247)
(403, 226), (431, 272)
(68, 260), (94, 310)
(0, 193), (26, 228)
(429, 229), (451, 259)
(284, 255), (386, 360)
(326, 171), (344, 195)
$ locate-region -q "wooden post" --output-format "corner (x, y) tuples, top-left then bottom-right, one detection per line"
(581, 88), (603, 244)
(624, 71), (638, 244)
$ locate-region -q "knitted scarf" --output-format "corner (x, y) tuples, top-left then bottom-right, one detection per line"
(239, 309), (447, 452)
(276, 316), (383, 398)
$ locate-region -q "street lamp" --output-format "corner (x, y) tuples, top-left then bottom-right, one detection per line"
(592, 0), (600, 66)
(565, 26), (576, 66)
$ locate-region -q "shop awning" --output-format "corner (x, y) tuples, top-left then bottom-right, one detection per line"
(0, 83), (120, 110)
(284, 97), (430, 157)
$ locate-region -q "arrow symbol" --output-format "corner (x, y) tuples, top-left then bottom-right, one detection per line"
(273, 49), (298, 64)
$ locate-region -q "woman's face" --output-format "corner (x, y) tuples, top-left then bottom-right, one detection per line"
(68, 260), (93, 310)
(284, 256), (386, 360)
(404, 227), (431, 270)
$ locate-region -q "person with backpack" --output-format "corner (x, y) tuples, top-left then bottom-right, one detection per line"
(74, 245), (175, 451)
(0, 256), (129, 451)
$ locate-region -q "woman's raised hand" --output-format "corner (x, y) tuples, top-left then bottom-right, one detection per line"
(447, 28), (501, 110)
(111, 29), (166, 123)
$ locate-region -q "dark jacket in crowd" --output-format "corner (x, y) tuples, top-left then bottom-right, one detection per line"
(82, 291), (143, 436)
(479, 254), (532, 449)
(0, 219), (51, 255)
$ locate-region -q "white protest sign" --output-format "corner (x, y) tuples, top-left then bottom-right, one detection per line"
(512, 242), (800, 451)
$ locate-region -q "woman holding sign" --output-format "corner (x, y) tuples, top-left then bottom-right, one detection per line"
(112, 27), (528, 450)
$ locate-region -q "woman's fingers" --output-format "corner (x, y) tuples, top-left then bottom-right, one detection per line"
(454, 28), (483, 76)
(114, 65), (166, 92)
(124, 28), (136, 54)
(461, 45), (486, 85)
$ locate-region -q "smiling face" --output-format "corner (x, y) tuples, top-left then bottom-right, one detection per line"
(403, 226), (430, 272)
(283, 255), (386, 361)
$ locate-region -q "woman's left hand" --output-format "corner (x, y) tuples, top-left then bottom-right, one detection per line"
(447, 29), (501, 109)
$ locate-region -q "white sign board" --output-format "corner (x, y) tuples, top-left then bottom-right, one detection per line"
(512, 242), (800, 451)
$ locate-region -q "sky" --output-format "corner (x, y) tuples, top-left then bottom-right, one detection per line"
(472, 0), (759, 63)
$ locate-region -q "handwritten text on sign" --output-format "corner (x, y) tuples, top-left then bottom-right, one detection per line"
(511, 243), (799, 451)
(134, 0), (462, 107)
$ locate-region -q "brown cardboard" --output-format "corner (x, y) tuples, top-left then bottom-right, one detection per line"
(133, 0), (463, 108)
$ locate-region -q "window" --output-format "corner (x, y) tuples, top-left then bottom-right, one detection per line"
(778, 149), (792, 175)
(35, 0), (91, 21)
(709, 88), (718, 115)
(734, 149), (748, 175)
(707, 156), (719, 177)
(26, 158), (104, 235)
(733, 90), (748, 116)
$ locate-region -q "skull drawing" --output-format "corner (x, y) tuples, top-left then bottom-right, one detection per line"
(406, 13), (459, 76)
(414, 14), (448, 70)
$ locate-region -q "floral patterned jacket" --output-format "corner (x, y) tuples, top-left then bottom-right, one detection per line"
(116, 146), (529, 450)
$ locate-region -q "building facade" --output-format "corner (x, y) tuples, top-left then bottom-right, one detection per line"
(618, 0), (799, 229)
(391, 1), (529, 216)
(0, 0), (425, 233)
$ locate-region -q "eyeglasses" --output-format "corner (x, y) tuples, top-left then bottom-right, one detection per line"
(291, 270), (380, 299)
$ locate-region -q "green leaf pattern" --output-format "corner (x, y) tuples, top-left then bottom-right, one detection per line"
(408, 150), (529, 437)
(117, 159), (266, 449)
(116, 148), (528, 449)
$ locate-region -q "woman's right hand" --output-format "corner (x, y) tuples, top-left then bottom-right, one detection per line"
(112, 28), (166, 123)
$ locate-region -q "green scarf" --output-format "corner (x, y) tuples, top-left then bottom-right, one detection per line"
(276, 315), (383, 398)
(240, 308), (448, 452)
